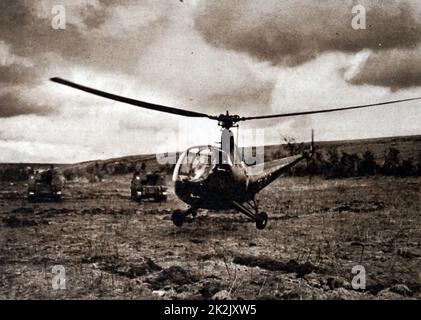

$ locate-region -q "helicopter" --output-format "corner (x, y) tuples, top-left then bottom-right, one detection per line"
(50, 77), (421, 229)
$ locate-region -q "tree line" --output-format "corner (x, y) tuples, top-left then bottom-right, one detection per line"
(1, 146), (420, 182)
(284, 147), (421, 178)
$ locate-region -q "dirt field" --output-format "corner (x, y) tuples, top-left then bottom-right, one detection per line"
(0, 175), (420, 300)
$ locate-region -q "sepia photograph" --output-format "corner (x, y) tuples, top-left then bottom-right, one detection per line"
(0, 0), (421, 306)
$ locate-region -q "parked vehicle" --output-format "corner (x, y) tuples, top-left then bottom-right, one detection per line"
(28, 168), (62, 202)
(131, 171), (168, 202)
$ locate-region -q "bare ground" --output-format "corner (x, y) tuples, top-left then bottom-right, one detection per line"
(0, 176), (420, 300)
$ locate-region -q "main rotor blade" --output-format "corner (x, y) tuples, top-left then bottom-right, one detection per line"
(50, 77), (212, 118)
(241, 97), (421, 121)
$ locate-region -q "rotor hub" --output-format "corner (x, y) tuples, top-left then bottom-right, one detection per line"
(217, 111), (241, 129)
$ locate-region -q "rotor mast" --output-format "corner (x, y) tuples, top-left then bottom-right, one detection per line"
(217, 111), (241, 163)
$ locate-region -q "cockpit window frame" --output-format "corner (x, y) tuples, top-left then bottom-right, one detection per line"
(172, 145), (232, 182)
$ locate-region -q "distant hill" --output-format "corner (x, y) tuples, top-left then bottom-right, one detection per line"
(264, 134), (421, 162)
(1, 135), (421, 181)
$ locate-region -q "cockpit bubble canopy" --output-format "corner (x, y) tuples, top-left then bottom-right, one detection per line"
(173, 145), (231, 182)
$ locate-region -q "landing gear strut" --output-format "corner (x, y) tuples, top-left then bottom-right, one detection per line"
(171, 207), (197, 227)
(233, 199), (268, 230)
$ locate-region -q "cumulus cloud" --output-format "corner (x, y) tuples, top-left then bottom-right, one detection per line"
(90, 0), (173, 37)
(265, 52), (421, 142)
(0, 41), (35, 85)
(0, 92), (54, 118)
(346, 47), (421, 90)
(134, 19), (276, 117)
(0, 0), (173, 75)
(194, 0), (421, 66)
(0, 41), (33, 67)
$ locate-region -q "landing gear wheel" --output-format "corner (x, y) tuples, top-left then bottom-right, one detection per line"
(255, 212), (268, 230)
(172, 210), (186, 227)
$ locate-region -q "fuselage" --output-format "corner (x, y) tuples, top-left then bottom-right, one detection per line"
(172, 145), (306, 210)
(172, 145), (251, 210)
(174, 163), (252, 210)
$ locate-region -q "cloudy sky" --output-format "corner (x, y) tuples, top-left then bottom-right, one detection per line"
(1, 0), (421, 163)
